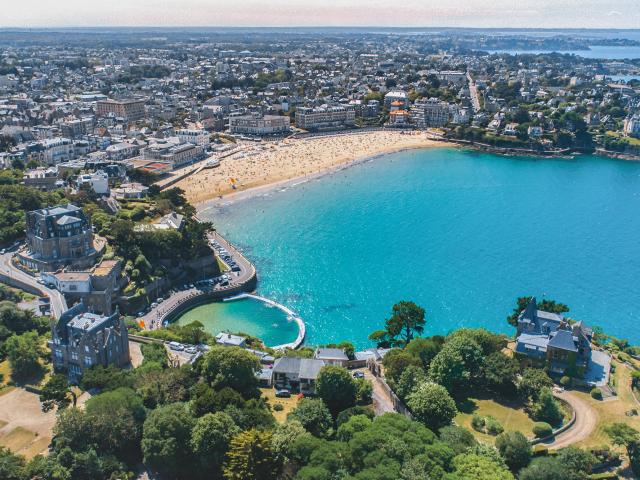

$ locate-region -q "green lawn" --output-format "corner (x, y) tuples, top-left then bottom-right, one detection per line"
(456, 397), (536, 443)
(575, 360), (640, 449)
(606, 131), (640, 146)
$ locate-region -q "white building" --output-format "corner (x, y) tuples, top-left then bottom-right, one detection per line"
(106, 142), (140, 161)
(77, 171), (110, 195)
(176, 129), (210, 146)
(624, 115), (640, 139)
(411, 98), (451, 128)
(384, 90), (409, 109)
(295, 105), (356, 131)
(40, 138), (76, 165)
(229, 115), (290, 135)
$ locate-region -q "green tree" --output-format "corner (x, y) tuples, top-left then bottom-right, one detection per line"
(428, 336), (484, 393)
(271, 420), (308, 462)
(141, 403), (196, 477)
(40, 374), (77, 412)
(336, 414), (372, 442)
(191, 412), (239, 477)
(518, 457), (568, 480)
(404, 336), (444, 370)
(395, 365), (427, 401)
(0, 446), (25, 480)
(556, 447), (595, 480)
(452, 453), (515, 480)
(80, 365), (132, 392)
(223, 429), (279, 480)
(518, 368), (553, 401)
(438, 425), (478, 455)
(381, 349), (421, 386)
(482, 352), (519, 395)
(604, 423), (640, 476)
(316, 366), (358, 416)
(198, 346), (260, 399)
(406, 382), (457, 431)
(530, 388), (563, 426)
(370, 301), (426, 347)
(85, 387), (146, 462)
(287, 398), (334, 438)
(5, 331), (43, 380)
(495, 431), (532, 472)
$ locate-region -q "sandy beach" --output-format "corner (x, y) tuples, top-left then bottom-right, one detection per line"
(173, 131), (450, 206)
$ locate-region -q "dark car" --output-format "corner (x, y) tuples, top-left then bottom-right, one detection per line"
(275, 389), (291, 398)
(353, 371), (365, 379)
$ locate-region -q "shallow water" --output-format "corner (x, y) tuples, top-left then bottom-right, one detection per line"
(176, 297), (300, 347)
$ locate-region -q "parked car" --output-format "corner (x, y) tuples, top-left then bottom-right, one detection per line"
(185, 346), (198, 354)
(275, 389), (291, 398)
(353, 371), (365, 379)
(168, 341), (184, 351)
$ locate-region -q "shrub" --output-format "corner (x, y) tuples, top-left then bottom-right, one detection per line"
(485, 416), (504, 436)
(590, 388), (603, 400)
(273, 403), (284, 412)
(560, 376), (571, 387)
(532, 422), (553, 438)
(471, 414), (485, 432)
(533, 445), (549, 456)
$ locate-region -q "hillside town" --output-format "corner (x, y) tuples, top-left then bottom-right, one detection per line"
(1, 29), (640, 182)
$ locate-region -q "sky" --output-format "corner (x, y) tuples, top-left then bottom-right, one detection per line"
(2, 0), (639, 29)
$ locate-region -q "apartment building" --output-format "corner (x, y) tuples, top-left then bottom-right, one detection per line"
(176, 129), (211, 146)
(411, 98), (451, 128)
(142, 140), (206, 168)
(96, 98), (146, 122)
(295, 105), (356, 131)
(229, 114), (291, 135)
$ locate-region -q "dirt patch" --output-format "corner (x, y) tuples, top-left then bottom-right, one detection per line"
(0, 388), (55, 458)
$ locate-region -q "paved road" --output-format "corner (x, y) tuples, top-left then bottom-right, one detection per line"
(544, 390), (598, 449)
(361, 368), (396, 415)
(140, 231), (256, 329)
(0, 250), (67, 318)
(467, 71), (482, 113)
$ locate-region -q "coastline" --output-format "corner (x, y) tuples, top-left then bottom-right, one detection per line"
(188, 131), (452, 211)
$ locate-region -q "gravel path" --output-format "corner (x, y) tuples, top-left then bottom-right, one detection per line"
(544, 390), (598, 449)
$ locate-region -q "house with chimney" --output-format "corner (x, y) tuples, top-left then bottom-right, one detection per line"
(514, 297), (595, 377)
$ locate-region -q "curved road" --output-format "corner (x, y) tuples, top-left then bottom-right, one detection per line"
(544, 390), (598, 449)
(0, 250), (67, 318)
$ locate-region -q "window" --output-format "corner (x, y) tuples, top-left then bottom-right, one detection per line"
(84, 356), (92, 367)
(84, 345), (89, 353)
(55, 349), (62, 359)
(71, 351), (79, 361)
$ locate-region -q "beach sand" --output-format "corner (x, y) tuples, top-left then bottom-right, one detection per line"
(173, 131), (449, 206)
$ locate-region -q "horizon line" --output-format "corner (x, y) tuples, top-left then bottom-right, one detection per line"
(1, 25), (639, 31)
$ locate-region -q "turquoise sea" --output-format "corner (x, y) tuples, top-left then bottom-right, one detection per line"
(200, 148), (640, 349)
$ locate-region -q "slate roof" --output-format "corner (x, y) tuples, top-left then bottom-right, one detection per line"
(273, 357), (325, 379)
(315, 347), (349, 361)
(56, 215), (82, 226)
(299, 359), (325, 379)
(548, 330), (578, 352)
